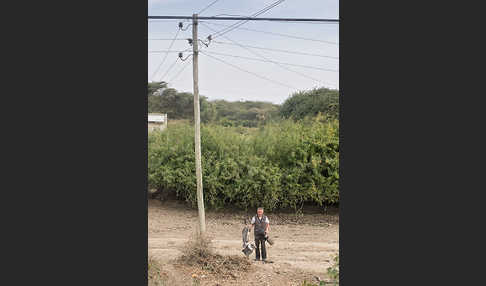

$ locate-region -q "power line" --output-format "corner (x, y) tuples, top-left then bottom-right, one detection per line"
(210, 40), (338, 59)
(264, 20), (339, 25)
(200, 51), (296, 89)
(148, 16), (338, 22)
(149, 51), (174, 53)
(168, 58), (192, 83)
(148, 19), (191, 24)
(148, 19), (181, 23)
(150, 28), (180, 81)
(200, 22), (335, 85)
(211, 14), (247, 17)
(159, 57), (180, 82)
(147, 38), (188, 41)
(148, 14), (339, 89)
(148, 46), (337, 60)
(210, 0), (287, 39)
(202, 50), (338, 72)
(148, 49), (191, 54)
(197, 0), (222, 15)
(201, 21), (338, 45)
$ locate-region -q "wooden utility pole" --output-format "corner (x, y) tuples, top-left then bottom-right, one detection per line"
(192, 13), (206, 234)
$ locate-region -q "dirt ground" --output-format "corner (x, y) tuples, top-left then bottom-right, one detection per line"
(148, 199), (339, 286)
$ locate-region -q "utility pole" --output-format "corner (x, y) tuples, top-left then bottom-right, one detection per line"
(192, 13), (206, 234)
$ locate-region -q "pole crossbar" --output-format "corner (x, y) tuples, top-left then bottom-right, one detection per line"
(148, 16), (339, 22)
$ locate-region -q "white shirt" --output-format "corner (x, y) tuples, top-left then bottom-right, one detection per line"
(251, 215), (269, 224)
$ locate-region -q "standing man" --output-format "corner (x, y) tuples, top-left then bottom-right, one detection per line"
(250, 207), (270, 262)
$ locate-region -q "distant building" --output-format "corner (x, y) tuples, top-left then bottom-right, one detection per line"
(148, 113), (167, 132)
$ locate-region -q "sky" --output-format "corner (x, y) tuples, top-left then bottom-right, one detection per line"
(148, 0), (339, 104)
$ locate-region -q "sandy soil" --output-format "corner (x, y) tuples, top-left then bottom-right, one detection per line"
(148, 199), (339, 286)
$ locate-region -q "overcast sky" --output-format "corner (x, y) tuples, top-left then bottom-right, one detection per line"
(148, 0), (339, 104)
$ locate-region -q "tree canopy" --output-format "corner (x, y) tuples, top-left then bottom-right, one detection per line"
(147, 83), (339, 124)
(147, 81), (167, 97)
(279, 88), (339, 120)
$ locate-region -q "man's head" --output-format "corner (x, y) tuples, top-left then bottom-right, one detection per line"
(257, 207), (264, 216)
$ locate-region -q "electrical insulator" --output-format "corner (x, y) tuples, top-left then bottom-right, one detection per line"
(178, 52), (183, 58)
(207, 35), (212, 42)
(187, 38), (193, 45)
(178, 22), (183, 29)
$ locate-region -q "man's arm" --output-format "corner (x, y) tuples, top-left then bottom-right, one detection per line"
(249, 216), (255, 231)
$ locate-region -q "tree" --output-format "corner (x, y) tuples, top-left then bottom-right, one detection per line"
(280, 87), (339, 120)
(147, 83), (280, 125)
(147, 81), (167, 97)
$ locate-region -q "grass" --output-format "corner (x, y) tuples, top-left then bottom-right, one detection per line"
(176, 232), (252, 278)
(148, 256), (169, 286)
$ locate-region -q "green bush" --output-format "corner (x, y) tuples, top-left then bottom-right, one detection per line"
(280, 87), (339, 120)
(148, 117), (339, 211)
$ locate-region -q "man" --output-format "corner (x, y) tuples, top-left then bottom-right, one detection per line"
(249, 207), (270, 262)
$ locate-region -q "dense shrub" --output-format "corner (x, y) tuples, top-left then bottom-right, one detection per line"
(148, 116), (339, 211)
(280, 88), (339, 120)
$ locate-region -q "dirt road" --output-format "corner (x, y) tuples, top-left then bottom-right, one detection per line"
(148, 199), (339, 286)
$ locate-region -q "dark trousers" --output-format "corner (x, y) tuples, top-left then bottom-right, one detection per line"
(255, 234), (267, 260)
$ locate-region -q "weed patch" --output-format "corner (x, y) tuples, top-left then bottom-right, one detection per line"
(176, 233), (252, 278)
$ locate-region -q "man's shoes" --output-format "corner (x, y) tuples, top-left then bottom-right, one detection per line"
(254, 258), (260, 261)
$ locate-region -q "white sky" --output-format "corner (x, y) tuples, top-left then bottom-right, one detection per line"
(148, 0), (339, 104)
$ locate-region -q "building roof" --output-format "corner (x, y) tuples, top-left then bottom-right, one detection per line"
(148, 114), (165, 123)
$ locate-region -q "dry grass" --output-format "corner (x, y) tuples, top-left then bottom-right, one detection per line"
(148, 256), (169, 286)
(168, 119), (191, 126)
(175, 232), (252, 278)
